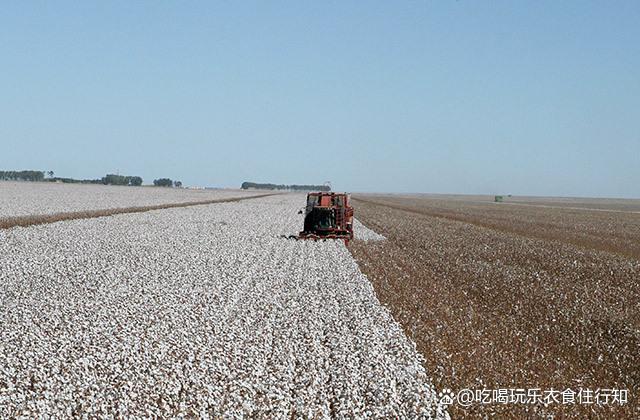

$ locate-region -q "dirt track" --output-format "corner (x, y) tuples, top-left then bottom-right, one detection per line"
(350, 195), (640, 418)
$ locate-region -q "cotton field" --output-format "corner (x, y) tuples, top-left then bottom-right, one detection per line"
(0, 181), (263, 217)
(0, 192), (446, 418)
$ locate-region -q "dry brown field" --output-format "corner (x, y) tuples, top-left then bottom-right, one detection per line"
(350, 194), (640, 418)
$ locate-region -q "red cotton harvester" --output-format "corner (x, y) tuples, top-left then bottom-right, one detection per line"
(297, 192), (354, 244)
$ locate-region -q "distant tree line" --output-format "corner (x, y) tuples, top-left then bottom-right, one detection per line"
(1, 170), (142, 186)
(101, 174), (143, 186)
(0, 170), (45, 182)
(48, 173), (143, 186)
(241, 182), (330, 191)
(153, 178), (182, 187)
(48, 177), (102, 184)
(2, 169), (184, 187)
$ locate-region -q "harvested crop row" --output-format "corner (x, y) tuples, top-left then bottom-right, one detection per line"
(0, 194), (447, 418)
(0, 181), (264, 217)
(349, 195), (640, 418)
(353, 195), (640, 259)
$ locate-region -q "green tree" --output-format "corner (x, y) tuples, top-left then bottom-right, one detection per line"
(0, 170), (45, 182)
(153, 178), (173, 187)
(102, 174), (128, 185)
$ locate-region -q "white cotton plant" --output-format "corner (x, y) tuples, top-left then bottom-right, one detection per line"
(0, 194), (447, 419)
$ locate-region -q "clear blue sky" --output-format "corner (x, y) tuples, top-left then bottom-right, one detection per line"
(1, 1), (638, 197)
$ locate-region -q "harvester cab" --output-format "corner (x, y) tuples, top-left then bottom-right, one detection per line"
(297, 192), (354, 243)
